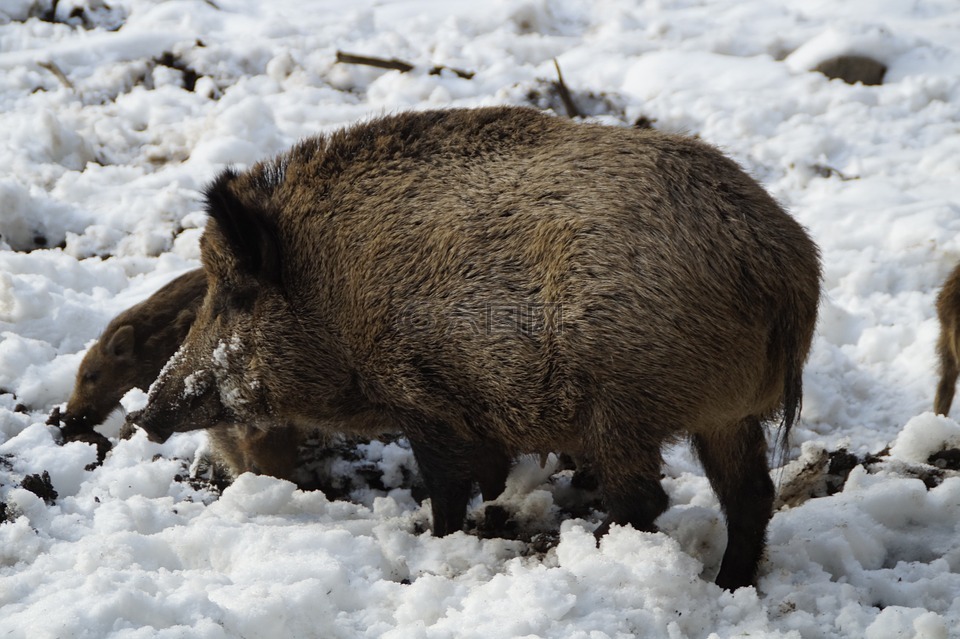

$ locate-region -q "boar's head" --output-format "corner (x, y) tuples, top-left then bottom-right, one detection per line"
(64, 323), (137, 431)
(136, 169), (294, 443)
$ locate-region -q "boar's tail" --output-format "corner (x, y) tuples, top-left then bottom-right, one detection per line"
(772, 311), (811, 469)
(778, 353), (803, 465)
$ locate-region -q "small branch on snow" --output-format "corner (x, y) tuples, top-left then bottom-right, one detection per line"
(552, 59), (581, 119)
(811, 164), (859, 181)
(336, 51), (414, 73)
(428, 65), (475, 80)
(38, 60), (74, 90)
(335, 51), (475, 80)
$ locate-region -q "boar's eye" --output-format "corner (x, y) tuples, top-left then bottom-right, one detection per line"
(82, 370), (101, 385)
(213, 287), (257, 316)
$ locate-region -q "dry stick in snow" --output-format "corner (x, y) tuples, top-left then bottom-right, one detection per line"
(432, 66), (476, 80)
(552, 59), (581, 118)
(336, 51), (414, 73)
(335, 51), (475, 80)
(38, 60), (74, 90)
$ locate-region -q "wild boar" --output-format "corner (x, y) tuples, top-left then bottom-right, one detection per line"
(63, 267), (314, 481)
(136, 106), (821, 590)
(205, 423), (302, 481)
(935, 262), (960, 416)
(64, 268), (207, 432)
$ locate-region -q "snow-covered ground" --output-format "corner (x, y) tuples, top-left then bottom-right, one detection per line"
(2, 0), (960, 637)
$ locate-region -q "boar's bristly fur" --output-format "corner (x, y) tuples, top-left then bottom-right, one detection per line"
(137, 106), (822, 590)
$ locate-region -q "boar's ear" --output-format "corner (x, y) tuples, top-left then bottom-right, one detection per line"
(173, 307), (196, 336)
(204, 169), (282, 288)
(106, 324), (135, 360)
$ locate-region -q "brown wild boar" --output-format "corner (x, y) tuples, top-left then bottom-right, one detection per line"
(64, 267), (312, 481)
(135, 106), (821, 590)
(205, 423), (301, 481)
(935, 262), (960, 416)
(64, 268), (207, 432)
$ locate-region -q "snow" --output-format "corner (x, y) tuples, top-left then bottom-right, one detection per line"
(2, 0), (960, 637)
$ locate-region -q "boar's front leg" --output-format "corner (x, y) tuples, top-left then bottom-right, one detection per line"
(591, 451), (669, 539)
(409, 432), (473, 536)
(408, 431), (512, 536)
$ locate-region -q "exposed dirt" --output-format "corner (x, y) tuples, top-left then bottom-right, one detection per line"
(21, 471), (58, 505)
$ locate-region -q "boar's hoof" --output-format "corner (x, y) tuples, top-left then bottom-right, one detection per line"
(592, 516), (659, 544)
(475, 504), (518, 539)
(714, 564), (757, 592)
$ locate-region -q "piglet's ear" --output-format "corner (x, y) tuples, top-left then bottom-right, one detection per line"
(107, 324), (135, 360)
(203, 169), (282, 288)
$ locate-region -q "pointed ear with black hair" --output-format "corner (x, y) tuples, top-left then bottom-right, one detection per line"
(203, 169), (283, 288)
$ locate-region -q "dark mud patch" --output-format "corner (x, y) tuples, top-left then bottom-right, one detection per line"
(778, 443), (956, 509)
(21, 471), (58, 505)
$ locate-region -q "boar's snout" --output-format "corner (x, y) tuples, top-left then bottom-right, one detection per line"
(128, 407), (175, 443)
(63, 413), (87, 428)
(61, 412), (94, 438)
(133, 359), (239, 442)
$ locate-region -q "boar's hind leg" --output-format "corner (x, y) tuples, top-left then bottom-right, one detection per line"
(409, 434), (510, 536)
(692, 416), (774, 591)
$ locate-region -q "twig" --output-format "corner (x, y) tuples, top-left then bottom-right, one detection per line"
(811, 164), (859, 181)
(38, 60), (74, 90)
(336, 51), (414, 73)
(428, 65), (475, 80)
(336, 50), (475, 80)
(552, 59), (580, 118)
